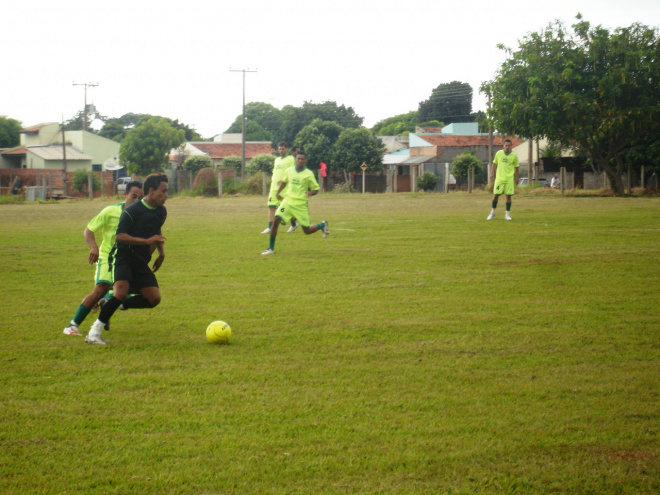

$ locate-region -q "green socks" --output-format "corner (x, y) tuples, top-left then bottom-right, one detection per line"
(72, 304), (92, 325)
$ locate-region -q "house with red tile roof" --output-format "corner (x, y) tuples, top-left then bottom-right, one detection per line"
(171, 141), (274, 168)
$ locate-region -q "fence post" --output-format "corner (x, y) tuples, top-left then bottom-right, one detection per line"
(217, 171), (223, 197)
(88, 173), (93, 200)
(560, 167), (566, 195)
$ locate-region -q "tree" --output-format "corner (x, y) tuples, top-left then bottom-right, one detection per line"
(225, 102), (283, 141)
(119, 117), (186, 176)
(0, 116), (22, 148)
(72, 169), (101, 192)
(418, 172), (439, 191)
(246, 153), (275, 175)
(278, 101), (363, 146)
(221, 155), (242, 174)
(487, 16), (660, 195)
(418, 81), (474, 124)
(294, 119), (344, 171)
(98, 121), (127, 142)
(451, 152), (485, 183)
(331, 128), (385, 177)
(371, 111), (420, 136)
(101, 113), (201, 144)
(183, 155), (214, 174)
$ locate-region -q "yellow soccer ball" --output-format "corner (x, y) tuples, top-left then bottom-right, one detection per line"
(206, 320), (231, 345)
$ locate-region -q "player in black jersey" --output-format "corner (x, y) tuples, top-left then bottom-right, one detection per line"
(85, 173), (169, 345)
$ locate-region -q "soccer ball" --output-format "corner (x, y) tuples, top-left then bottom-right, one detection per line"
(206, 320), (231, 345)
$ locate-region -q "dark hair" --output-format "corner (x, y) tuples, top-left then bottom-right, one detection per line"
(290, 146), (299, 153)
(278, 141), (288, 148)
(143, 173), (168, 195)
(296, 150), (306, 157)
(504, 138), (513, 144)
(125, 180), (143, 194)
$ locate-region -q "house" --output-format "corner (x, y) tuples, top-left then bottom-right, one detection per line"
(171, 138), (274, 169)
(0, 122), (120, 172)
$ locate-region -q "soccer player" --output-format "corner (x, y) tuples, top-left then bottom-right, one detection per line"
(487, 138), (520, 221)
(85, 173), (169, 345)
(261, 150), (328, 255)
(63, 180), (143, 336)
(262, 141), (295, 234)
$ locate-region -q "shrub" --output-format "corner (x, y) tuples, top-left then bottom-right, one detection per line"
(184, 155), (214, 174)
(418, 172), (439, 191)
(72, 169), (101, 193)
(247, 154), (275, 175)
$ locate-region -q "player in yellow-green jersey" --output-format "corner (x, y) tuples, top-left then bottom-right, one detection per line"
(487, 138), (519, 221)
(63, 180), (143, 336)
(262, 141), (297, 234)
(261, 150), (328, 255)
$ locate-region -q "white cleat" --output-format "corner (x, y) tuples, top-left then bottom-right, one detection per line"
(322, 220), (329, 238)
(287, 224), (298, 233)
(487, 211), (496, 220)
(85, 334), (109, 345)
(261, 227), (271, 234)
(505, 213), (512, 221)
(63, 324), (82, 336)
(261, 248), (275, 255)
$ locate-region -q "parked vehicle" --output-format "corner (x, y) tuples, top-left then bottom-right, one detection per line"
(116, 176), (133, 193)
(518, 178), (550, 187)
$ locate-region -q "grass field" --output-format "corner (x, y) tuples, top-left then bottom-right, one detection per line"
(1, 191), (659, 494)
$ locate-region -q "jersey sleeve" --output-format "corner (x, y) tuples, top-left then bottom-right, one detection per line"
(115, 209), (134, 236)
(307, 172), (320, 191)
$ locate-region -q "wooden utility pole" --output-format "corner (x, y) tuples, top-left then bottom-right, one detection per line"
(229, 68), (257, 181)
(72, 82), (98, 132)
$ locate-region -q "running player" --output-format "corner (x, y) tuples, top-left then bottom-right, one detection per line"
(261, 150), (328, 255)
(487, 138), (520, 221)
(85, 173), (168, 345)
(262, 141), (295, 234)
(63, 180), (143, 336)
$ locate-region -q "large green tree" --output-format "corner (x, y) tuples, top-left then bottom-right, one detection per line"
(278, 101), (363, 147)
(0, 116), (22, 148)
(487, 15), (660, 195)
(102, 113), (201, 144)
(119, 117), (186, 176)
(294, 119), (344, 171)
(225, 102), (283, 141)
(331, 128), (385, 177)
(418, 81), (474, 124)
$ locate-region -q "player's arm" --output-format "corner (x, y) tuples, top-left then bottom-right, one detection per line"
(115, 232), (166, 246)
(490, 161), (497, 181)
(276, 178), (288, 201)
(152, 239), (165, 272)
(84, 228), (100, 264)
(514, 166), (520, 185)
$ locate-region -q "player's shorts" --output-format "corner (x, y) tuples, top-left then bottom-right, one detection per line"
(493, 179), (515, 196)
(267, 184), (282, 208)
(112, 255), (159, 290)
(275, 199), (310, 228)
(94, 256), (113, 286)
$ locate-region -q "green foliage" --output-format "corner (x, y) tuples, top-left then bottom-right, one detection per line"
(119, 117), (186, 176)
(183, 155), (215, 173)
(371, 111), (420, 135)
(225, 102), (282, 141)
(417, 172), (439, 191)
(0, 115), (22, 148)
(331, 127), (385, 174)
(278, 101), (363, 146)
(101, 113), (201, 144)
(243, 171), (265, 195)
(246, 153), (275, 175)
(488, 16), (660, 195)
(71, 169), (101, 192)
(294, 119), (344, 170)
(418, 81), (475, 124)
(221, 155), (242, 174)
(451, 152), (485, 182)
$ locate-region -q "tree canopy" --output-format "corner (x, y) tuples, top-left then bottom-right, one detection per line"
(0, 116), (22, 148)
(487, 15), (660, 194)
(119, 117), (186, 176)
(418, 81), (474, 124)
(294, 119), (344, 171)
(331, 128), (385, 175)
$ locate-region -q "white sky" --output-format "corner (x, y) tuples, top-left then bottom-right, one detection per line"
(1, 0), (658, 138)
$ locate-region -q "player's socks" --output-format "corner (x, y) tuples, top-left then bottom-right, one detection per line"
(72, 304), (92, 325)
(268, 222), (273, 229)
(506, 203), (512, 211)
(122, 295), (154, 309)
(492, 200), (498, 209)
(269, 235), (276, 251)
(316, 222), (325, 230)
(291, 219), (297, 228)
(98, 296), (122, 323)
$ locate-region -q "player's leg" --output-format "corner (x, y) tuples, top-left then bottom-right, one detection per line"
(487, 189), (501, 220)
(85, 276), (130, 344)
(504, 183), (515, 220)
(64, 258), (114, 335)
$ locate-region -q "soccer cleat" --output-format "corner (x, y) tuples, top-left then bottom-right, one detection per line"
(505, 213), (512, 221)
(487, 211), (496, 220)
(261, 248), (275, 255)
(98, 298), (111, 331)
(322, 220), (329, 238)
(261, 227), (271, 234)
(85, 334), (109, 345)
(63, 324), (82, 336)
(287, 224), (298, 233)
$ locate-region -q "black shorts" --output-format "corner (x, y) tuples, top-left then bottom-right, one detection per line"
(113, 256), (158, 290)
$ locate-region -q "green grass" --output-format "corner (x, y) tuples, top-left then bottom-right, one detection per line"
(1, 191), (659, 494)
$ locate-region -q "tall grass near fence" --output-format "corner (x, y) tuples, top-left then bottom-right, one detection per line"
(1, 192), (658, 494)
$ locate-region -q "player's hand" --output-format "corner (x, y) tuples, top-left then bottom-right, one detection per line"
(276, 193), (283, 201)
(88, 248), (99, 265)
(148, 235), (166, 245)
(152, 255), (165, 273)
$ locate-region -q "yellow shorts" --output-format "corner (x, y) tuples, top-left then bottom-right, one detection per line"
(494, 180), (515, 196)
(95, 257), (113, 286)
(276, 199), (310, 228)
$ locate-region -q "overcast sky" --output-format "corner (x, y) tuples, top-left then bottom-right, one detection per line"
(1, 0), (658, 139)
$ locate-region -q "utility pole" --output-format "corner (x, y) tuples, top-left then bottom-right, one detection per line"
(229, 68), (257, 181)
(72, 82), (99, 132)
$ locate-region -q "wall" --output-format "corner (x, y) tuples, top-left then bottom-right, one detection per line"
(0, 168), (115, 198)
